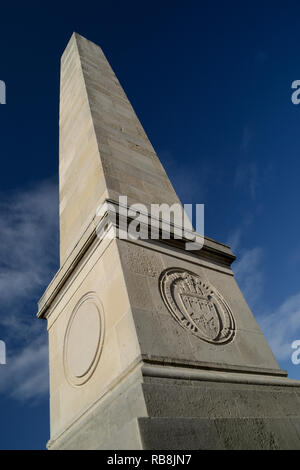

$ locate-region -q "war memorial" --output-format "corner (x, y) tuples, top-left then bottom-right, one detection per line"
(37, 33), (300, 450)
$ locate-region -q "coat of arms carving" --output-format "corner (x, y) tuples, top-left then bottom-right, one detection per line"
(159, 268), (235, 344)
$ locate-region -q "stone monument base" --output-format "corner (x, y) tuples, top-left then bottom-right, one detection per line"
(47, 362), (300, 450)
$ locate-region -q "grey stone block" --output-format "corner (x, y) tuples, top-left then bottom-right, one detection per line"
(137, 417), (300, 450)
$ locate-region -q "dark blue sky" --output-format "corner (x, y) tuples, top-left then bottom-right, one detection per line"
(1, 0), (300, 449)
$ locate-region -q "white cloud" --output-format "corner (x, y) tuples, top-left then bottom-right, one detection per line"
(227, 215), (254, 253)
(258, 292), (300, 361)
(0, 179), (58, 402)
(232, 237), (300, 364)
(159, 149), (221, 203)
(0, 179), (58, 305)
(0, 335), (49, 403)
(233, 246), (264, 306)
(234, 161), (258, 200)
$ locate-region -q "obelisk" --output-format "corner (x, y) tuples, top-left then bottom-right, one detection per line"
(38, 33), (300, 450)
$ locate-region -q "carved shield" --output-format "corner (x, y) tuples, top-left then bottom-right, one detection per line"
(180, 293), (220, 341)
(159, 268), (235, 344)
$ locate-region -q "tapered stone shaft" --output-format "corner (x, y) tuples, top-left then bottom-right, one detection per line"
(59, 33), (180, 264)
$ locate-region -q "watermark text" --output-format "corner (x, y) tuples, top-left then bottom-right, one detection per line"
(0, 340), (6, 364)
(0, 80), (6, 104)
(291, 340), (300, 365)
(96, 197), (204, 251)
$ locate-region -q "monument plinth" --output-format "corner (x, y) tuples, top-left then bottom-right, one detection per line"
(38, 33), (300, 450)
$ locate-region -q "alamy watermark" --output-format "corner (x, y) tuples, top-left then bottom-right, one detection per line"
(291, 340), (300, 365)
(0, 84), (7, 360)
(96, 196), (204, 251)
(291, 80), (300, 104)
(0, 80), (6, 104)
(0, 340), (6, 365)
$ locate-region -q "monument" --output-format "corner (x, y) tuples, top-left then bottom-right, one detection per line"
(38, 33), (300, 449)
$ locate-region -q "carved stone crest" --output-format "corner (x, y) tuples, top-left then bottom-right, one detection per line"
(159, 268), (235, 344)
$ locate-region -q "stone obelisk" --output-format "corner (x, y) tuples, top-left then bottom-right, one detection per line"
(38, 33), (300, 450)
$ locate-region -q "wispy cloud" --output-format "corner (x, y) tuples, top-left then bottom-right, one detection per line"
(0, 179), (59, 402)
(234, 160), (258, 200)
(231, 222), (300, 367)
(228, 214), (264, 308)
(233, 246), (264, 306)
(0, 335), (49, 403)
(227, 214), (254, 253)
(159, 149), (223, 203)
(258, 292), (300, 362)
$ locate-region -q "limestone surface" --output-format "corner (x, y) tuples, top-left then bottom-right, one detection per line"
(38, 33), (300, 450)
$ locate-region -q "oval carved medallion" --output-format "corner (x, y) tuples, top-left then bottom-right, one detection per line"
(64, 292), (105, 386)
(159, 268), (235, 344)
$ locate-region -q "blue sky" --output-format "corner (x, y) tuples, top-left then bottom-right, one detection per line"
(1, 0), (300, 449)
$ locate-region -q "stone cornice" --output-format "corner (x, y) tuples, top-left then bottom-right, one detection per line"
(37, 199), (236, 319)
